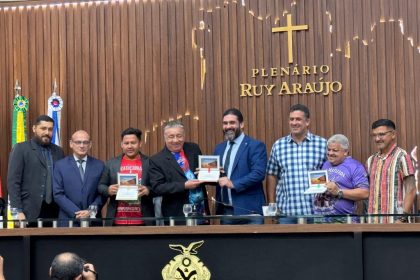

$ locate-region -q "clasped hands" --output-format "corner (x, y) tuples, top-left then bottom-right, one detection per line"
(186, 168), (233, 189)
(107, 184), (150, 197)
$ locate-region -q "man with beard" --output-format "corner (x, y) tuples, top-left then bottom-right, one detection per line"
(367, 119), (416, 223)
(214, 108), (267, 224)
(98, 127), (154, 226)
(7, 115), (65, 223)
(266, 104), (327, 223)
(149, 120), (209, 223)
(313, 134), (369, 223)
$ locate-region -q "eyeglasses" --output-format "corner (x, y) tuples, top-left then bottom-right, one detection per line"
(371, 130), (394, 138)
(72, 140), (91, 146)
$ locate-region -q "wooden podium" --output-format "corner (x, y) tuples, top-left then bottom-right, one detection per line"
(1, 223), (419, 280)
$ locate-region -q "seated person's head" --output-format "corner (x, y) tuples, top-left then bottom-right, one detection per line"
(49, 252), (84, 280)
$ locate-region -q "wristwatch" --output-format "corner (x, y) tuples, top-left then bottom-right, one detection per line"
(337, 190), (343, 199)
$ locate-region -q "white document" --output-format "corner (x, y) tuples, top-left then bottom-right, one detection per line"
(198, 169), (220, 182)
(198, 155), (220, 182)
(116, 185), (138, 201)
(304, 170), (328, 194)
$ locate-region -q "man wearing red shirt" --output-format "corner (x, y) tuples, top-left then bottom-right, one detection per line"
(98, 128), (154, 226)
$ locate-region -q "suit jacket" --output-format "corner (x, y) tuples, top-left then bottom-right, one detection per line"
(7, 139), (65, 221)
(53, 155), (104, 225)
(214, 135), (267, 215)
(149, 142), (209, 218)
(98, 153), (155, 226)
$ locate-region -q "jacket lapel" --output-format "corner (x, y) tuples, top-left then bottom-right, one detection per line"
(71, 156), (84, 186)
(83, 156), (92, 187)
(231, 137), (248, 173)
(30, 139), (47, 168)
(164, 147), (185, 177)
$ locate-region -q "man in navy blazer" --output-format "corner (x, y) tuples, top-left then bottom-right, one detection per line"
(214, 108), (267, 224)
(53, 130), (104, 226)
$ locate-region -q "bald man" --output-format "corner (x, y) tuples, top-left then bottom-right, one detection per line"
(49, 252), (97, 280)
(53, 130), (104, 226)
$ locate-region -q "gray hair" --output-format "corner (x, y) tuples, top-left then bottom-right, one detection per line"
(163, 120), (184, 132)
(327, 134), (349, 150)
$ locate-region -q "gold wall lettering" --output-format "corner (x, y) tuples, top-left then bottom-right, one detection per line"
(241, 64), (342, 97)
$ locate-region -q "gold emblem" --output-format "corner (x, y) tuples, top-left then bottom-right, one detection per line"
(162, 240), (211, 280)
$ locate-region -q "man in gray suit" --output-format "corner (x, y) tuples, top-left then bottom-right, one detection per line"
(7, 115), (65, 223)
(98, 128), (154, 226)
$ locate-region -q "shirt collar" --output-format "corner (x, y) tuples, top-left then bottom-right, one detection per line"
(229, 132), (245, 145)
(286, 131), (313, 143)
(73, 154), (88, 162)
(375, 143), (398, 160)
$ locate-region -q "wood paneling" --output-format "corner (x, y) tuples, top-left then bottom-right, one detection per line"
(0, 0), (419, 195)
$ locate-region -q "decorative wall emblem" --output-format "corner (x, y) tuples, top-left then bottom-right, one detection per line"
(162, 240), (211, 280)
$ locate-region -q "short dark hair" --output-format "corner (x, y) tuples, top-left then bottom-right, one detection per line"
(290, 104), (310, 119)
(121, 127), (142, 141)
(50, 252), (84, 280)
(34, 115), (54, 126)
(223, 108), (243, 123)
(371, 119), (396, 130)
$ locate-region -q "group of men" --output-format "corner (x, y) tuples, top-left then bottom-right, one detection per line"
(6, 104), (417, 226)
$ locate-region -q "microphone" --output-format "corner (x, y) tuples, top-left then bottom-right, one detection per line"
(210, 197), (260, 215)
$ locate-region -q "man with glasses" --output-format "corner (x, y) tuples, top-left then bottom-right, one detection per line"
(367, 119), (416, 223)
(7, 115), (65, 224)
(53, 130), (104, 226)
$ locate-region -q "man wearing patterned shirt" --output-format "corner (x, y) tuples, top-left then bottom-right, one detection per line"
(367, 119), (416, 223)
(266, 104), (327, 223)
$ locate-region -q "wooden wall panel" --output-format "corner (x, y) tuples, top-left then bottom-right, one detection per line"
(0, 0), (419, 195)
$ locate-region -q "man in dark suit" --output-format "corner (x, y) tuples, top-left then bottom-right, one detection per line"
(149, 120), (209, 221)
(7, 115), (65, 223)
(53, 130), (104, 226)
(98, 128), (154, 226)
(214, 108), (267, 224)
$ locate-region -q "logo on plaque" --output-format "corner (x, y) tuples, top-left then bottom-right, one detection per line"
(162, 240), (211, 280)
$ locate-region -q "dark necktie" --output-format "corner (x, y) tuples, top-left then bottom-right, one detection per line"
(42, 148), (53, 204)
(222, 141), (235, 204)
(77, 159), (85, 181)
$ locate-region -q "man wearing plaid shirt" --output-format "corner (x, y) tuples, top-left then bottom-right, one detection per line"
(266, 104), (327, 223)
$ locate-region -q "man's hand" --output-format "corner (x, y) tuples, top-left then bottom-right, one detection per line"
(107, 184), (119, 196)
(17, 212), (26, 220)
(218, 177), (234, 189)
(82, 263), (97, 280)
(325, 181), (339, 196)
(0, 255), (5, 280)
(184, 180), (201, 189)
(138, 185), (150, 197)
(75, 210), (90, 219)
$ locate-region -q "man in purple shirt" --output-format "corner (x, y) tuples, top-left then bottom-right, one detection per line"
(314, 134), (369, 222)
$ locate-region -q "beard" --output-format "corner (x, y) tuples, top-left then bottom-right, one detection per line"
(33, 134), (52, 147)
(224, 128), (240, 141)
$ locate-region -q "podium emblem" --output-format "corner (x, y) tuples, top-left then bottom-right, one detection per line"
(162, 240), (211, 280)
